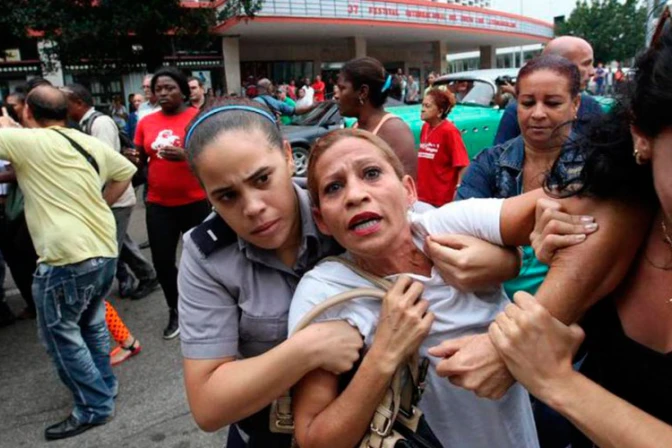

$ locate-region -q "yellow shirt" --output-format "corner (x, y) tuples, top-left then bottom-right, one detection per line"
(0, 126), (137, 265)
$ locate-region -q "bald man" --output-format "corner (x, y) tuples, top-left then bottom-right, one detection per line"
(493, 36), (603, 145)
(0, 86), (136, 440)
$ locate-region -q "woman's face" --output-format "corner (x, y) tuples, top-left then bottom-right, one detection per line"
(517, 69), (580, 150)
(312, 137), (417, 258)
(154, 76), (184, 112)
(195, 127), (298, 250)
(638, 127), (672, 223)
(336, 73), (360, 117)
(421, 95), (442, 122)
(428, 74), (436, 85)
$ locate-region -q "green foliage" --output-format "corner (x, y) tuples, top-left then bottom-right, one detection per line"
(556, 0), (647, 63)
(0, 1), (262, 73)
(218, 0), (265, 22)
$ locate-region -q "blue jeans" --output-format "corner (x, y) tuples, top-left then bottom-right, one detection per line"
(33, 257), (118, 423)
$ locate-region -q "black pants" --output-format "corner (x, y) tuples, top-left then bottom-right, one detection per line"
(145, 200), (210, 311)
(0, 212), (37, 314)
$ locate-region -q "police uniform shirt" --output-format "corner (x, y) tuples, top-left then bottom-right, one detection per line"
(178, 182), (342, 360)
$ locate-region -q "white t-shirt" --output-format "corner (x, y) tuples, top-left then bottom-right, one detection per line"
(289, 198), (539, 448)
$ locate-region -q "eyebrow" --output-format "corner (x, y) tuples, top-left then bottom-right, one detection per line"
(210, 166), (271, 196)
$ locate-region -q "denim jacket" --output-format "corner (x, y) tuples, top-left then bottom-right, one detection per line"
(455, 135), (584, 200)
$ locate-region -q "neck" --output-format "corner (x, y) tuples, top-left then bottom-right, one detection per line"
(275, 194), (302, 268)
(357, 106), (386, 130)
(524, 141), (563, 166)
(351, 228), (432, 278)
(426, 117), (443, 128)
(163, 103), (187, 116)
(192, 98), (204, 108)
(41, 120), (67, 128)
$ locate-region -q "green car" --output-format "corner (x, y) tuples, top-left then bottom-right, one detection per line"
(348, 68), (613, 159)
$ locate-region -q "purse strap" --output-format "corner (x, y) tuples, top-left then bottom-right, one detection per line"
(52, 129), (100, 174)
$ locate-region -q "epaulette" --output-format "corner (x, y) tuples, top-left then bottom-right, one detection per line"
(190, 213), (238, 258)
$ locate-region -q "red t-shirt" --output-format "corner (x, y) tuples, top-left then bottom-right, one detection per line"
(312, 81), (326, 102)
(417, 120), (469, 207)
(134, 107), (206, 206)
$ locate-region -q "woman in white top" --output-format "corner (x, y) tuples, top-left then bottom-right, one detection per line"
(288, 128), (641, 448)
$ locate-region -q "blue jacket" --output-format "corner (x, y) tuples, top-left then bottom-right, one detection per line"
(493, 93), (603, 146)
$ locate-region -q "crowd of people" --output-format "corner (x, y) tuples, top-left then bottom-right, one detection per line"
(1, 9), (671, 447)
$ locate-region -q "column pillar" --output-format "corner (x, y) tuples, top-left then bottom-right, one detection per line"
(37, 40), (64, 87)
(479, 45), (496, 69)
(431, 41), (448, 75)
(348, 36), (367, 59)
(222, 36), (241, 95)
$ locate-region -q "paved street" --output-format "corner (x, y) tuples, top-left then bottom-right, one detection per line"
(0, 202), (228, 448)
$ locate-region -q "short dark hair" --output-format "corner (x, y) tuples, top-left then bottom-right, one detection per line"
(151, 67), (190, 99)
(27, 77), (53, 92)
(185, 98), (283, 176)
(63, 83), (94, 107)
(7, 91), (26, 105)
(188, 76), (204, 88)
(516, 54), (581, 98)
(340, 57), (390, 108)
(26, 86), (68, 124)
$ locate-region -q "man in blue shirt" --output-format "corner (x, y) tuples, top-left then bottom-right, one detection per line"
(253, 78), (316, 118)
(494, 36), (603, 145)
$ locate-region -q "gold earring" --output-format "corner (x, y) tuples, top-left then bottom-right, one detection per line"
(633, 148), (646, 165)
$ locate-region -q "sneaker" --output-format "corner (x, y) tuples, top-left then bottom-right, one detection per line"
(131, 277), (160, 301)
(163, 310), (180, 340)
(118, 277), (135, 298)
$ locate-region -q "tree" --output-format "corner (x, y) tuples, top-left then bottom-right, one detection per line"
(1, 0), (262, 74)
(556, 0), (647, 64)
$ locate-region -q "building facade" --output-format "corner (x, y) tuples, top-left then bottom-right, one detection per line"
(2, 0), (552, 105)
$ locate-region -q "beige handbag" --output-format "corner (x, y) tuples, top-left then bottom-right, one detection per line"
(270, 256), (430, 448)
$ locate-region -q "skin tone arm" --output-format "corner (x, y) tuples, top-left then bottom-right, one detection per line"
(377, 119), (418, 180)
(184, 320), (363, 432)
(429, 189), (651, 398)
(102, 178), (132, 206)
(490, 293), (672, 448)
(293, 277), (434, 448)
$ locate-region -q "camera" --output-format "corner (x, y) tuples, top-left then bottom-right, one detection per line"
(495, 75), (514, 86)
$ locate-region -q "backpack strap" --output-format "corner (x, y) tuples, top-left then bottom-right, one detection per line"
(82, 110), (105, 136)
(51, 129), (100, 174)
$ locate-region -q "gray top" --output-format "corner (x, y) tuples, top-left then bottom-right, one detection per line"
(178, 182), (341, 360)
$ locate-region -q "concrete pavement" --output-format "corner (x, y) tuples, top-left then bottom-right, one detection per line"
(0, 203), (228, 448)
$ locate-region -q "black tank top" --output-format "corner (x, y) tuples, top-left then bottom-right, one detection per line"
(572, 298), (672, 447)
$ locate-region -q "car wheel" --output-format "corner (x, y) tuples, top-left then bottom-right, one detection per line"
(292, 146), (309, 177)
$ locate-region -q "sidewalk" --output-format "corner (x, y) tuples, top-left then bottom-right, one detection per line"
(0, 205), (228, 448)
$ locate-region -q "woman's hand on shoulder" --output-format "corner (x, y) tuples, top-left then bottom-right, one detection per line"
(424, 234), (521, 291)
(297, 321), (364, 375)
(369, 276), (434, 373)
(531, 198), (598, 264)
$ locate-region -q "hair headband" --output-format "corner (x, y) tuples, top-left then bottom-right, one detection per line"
(185, 105), (277, 146)
(381, 75), (393, 93)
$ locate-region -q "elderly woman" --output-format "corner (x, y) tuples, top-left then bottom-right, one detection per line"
(489, 16), (672, 448)
(287, 128), (642, 448)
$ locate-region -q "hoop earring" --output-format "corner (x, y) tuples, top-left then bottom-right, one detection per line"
(633, 148), (646, 165)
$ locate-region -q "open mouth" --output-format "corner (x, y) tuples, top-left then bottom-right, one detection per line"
(348, 212), (383, 232)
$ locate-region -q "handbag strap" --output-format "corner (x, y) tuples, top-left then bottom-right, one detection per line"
(51, 129), (100, 174)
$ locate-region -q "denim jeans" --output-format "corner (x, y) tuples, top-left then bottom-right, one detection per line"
(33, 257), (118, 424)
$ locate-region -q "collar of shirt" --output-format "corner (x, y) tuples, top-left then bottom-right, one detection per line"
(79, 107), (97, 127)
(236, 181), (327, 275)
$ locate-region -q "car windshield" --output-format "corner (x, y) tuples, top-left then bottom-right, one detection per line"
(440, 79), (495, 107)
(289, 101), (336, 126)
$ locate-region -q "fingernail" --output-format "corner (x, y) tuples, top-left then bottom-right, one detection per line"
(584, 223), (598, 231)
(574, 234), (587, 242)
(580, 216), (594, 223)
